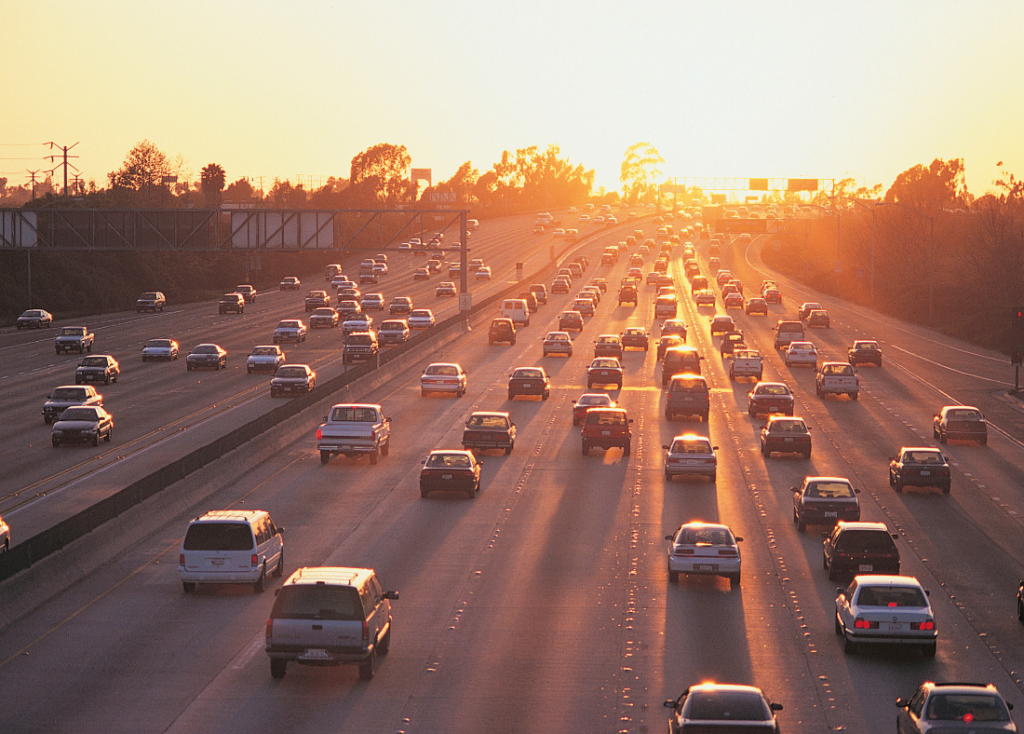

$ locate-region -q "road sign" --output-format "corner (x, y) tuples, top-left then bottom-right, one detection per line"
(459, 293), (472, 311)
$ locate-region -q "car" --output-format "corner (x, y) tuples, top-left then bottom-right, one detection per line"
(823, 520), (900, 580)
(709, 315), (736, 336)
(933, 405), (987, 444)
(552, 228), (566, 238)
(590, 278), (607, 293)
(270, 364), (316, 397)
(693, 289), (716, 306)
(572, 393), (615, 425)
(587, 357), (624, 389)
(338, 286), (362, 302)
(621, 326), (649, 351)
(715, 269), (734, 287)
(664, 373), (710, 421)
(75, 355), (120, 385)
(529, 284), (548, 304)
(896, 681), (1017, 733)
(408, 309), (435, 329)
(413, 267), (431, 281)
(16, 309), (53, 328)
(663, 434), (718, 482)
(579, 286), (601, 304)
(279, 276), (301, 291)
(361, 293), (385, 311)
(617, 284), (638, 305)
(723, 292), (744, 309)
(336, 300), (362, 320)
(135, 291), (166, 312)
(848, 339), (883, 366)
(835, 575), (936, 656)
(325, 263), (343, 280)
(508, 366), (551, 400)
(719, 332), (746, 356)
(0, 513), (8, 553)
(558, 310), (584, 332)
(594, 334), (623, 358)
(665, 522), (742, 585)
(763, 287), (783, 304)
(342, 313), (373, 336)
(774, 320), (805, 349)
(799, 301), (822, 320)
(273, 319), (308, 344)
(372, 260), (388, 275)
(265, 565), (397, 680)
(488, 318), (516, 345)
(234, 284), (257, 303)
(245, 345), (286, 374)
(420, 450), (482, 498)
(42, 385), (103, 424)
(218, 292), (245, 314)
(792, 476), (860, 532)
(421, 362), (467, 397)
(471, 265), (491, 280)
(436, 281), (457, 297)
(542, 331), (573, 357)
(331, 275), (353, 291)
(572, 297), (596, 317)
(657, 335), (685, 361)
(784, 341), (818, 368)
(747, 382), (794, 417)
(187, 343), (228, 371)
(142, 338), (179, 361)
(377, 319), (410, 345)
(807, 309), (831, 328)
(745, 297), (768, 315)
(462, 411), (516, 455)
(389, 296), (413, 315)
(661, 319), (687, 341)
(468, 258), (484, 271)
(51, 405), (114, 447)
(426, 259), (443, 273)
(760, 416), (812, 458)
(721, 283), (739, 297)
(581, 407), (632, 455)
(889, 447), (951, 493)
(309, 307), (340, 328)
(305, 290), (330, 311)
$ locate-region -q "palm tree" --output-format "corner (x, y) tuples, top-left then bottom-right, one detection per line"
(200, 164), (226, 209)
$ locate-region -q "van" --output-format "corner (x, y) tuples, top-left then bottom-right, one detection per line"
(774, 320), (805, 349)
(662, 346), (703, 385)
(179, 510), (284, 593)
(501, 298), (530, 326)
(665, 374), (710, 422)
(467, 219), (479, 231)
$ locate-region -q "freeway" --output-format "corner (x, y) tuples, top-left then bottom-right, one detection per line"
(1, 216), (1023, 733)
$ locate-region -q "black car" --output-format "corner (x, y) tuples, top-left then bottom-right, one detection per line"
(664, 683), (783, 733)
(462, 411), (516, 454)
(508, 367), (551, 400)
(848, 340), (882, 366)
(16, 309), (53, 329)
(488, 318), (517, 345)
(760, 416), (811, 459)
(621, 327), (649, 351)
(719, 332), (746, 356)
(822, 521), (900, 580)
(420, 450), (482, 499)
(792, 476), (860, 533)
(889, 447), (951, 493)
(75, 355), (120, 385)
(618, 285), (638, 305)
(558, 311), (584, 332)
(747, 382), (794, 417)
(186, 344), (228, 371)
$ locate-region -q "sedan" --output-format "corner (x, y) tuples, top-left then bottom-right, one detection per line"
(745, 297), (768, 316)
(661, 319), (687, 340)
(719, 332), (746, 356)
(572, 297), (596, 317)
(187, 344), (228, 371)
(51, 405), (114, 447)
(542, 331), (573, 357)
(408, 309), (435, 329)
(799, 301), (822, 319)
(279, 276), (301, 290)
(664, 683), (781, 733)
(748, 382), (794, 417)
(304, 290), (330, 311)
(709, 315), (737, 336)
(933, 405), (987, 444)
(342, 313), (373, 335)
(889, 447), (951, 493)
(309, 307), (339, 329)
(663, 434), (718, 482)
(571, 393), (615, 426)
(435, 282), (457, 297)
(420, 362), (467, 397)
(508, 366), (551, 400)
(413, 267), (431, 281)
(420, 450), (482, 499)
(665, 522), (742, 587)
(273, 319), (307, 344)
(693, 289), (716, 306)
(621, 327), (649, 351)
(270, 364), (316, 397)
(763, 287), (783, 304)
(848, 339), (882, 366)
(792, 476), (860, 532)
(75, 355), (120, 385)
(247, 345), (285, 374)
(657, 335), (685, 361)
(896, 681), (1017, 734)
(807, 309), (831, 328)
(835, 575), (936, 656)
(558, 311), (584, 332)
(389, 296), (413, 315)
(336, 300), (362, 319)
(593, 334), (623, 358)
(760, 416), (812, 459)
(462, 411), (516, 455)
(360, 293), (385, 311)
(723, 292), (744, 309)
(784, 341), (818, 368)
(16, 309), (53, 329)
(475, 266), (492, 280)
(141, 338), (179, 361)
(587, 358), (624, 389)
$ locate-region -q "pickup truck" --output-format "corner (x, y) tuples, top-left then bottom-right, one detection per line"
(316, 403), (391, 465)
(42, 384), (103, 424)
(728, 349), (763, 381)
(55, 326), (94, 354)
(815, 362), (859, 400)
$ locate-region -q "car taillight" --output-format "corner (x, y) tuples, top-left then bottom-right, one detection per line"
(266, 619), (273, 640)
(316, 428), (323, 440)
(718, 549), (738, 557)
(854, 618), (877, 629)
(674, 548), (694, 556)
(912, 620), (935, 630)
(362, 620), (369, 644)
(251, 554), (259, 567)
(179, 553), (185, 567)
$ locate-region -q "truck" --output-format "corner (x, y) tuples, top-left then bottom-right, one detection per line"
(728, 349), (763, 381)
(55, 326), (94, 354)
(815, 362), (859, 400)
(316, 403), (391, 465)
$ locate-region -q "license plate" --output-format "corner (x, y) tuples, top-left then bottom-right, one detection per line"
(441, 474), (453, 480)
(212, 558), (225, 566)
(784, 437), (793, 442)
(695, 564), (717, 572)
(882, 623), (905, 632)
(920, 470), (930, 476)
(300, 649), (331, 660)
(824, 511), (837, 517)
(522, 383), (532, 388)
(601, 430), (611, 436)
(858, 564), (873, 572)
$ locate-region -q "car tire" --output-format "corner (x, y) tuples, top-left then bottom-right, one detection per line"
(105, 428), (112, 443)
(1017, 596), (1024, 622)
(797, 519), (806, 534)
(93, 432), (101, 447)
(623, 442), (631, 457)
(938, 430), (946, 444)
(803, 450), (811, 459)
(378, 628), (392, 656)
(843, 636), (858, 656)
(895, 479), (903, 494)
(850, 392), (858, 401)
(709, 472), (716, 483)
(254, 566), (266, 593)
(761, 444), (769, 458)
(923, 641), (937, 658)
(729, 572), (740, 588)
(834, 614), (843, 635)
(980, 436), (988, 446)
(582, 441), (589, 456)
(668, 570), (679, 583)
(665, 470), (672, 481)
(359, 648), (377, 680)
(320, 451), (331, 465)
(542, 391), (549, 400)
(369, 448), (379, 465)
(508, 391), (515, 401)
(942, 483), (951, 495)
(273, 551), (284, 577)
(505, 444), (512, 456)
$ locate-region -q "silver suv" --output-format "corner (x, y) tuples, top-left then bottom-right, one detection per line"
(265, 566), (399, 680)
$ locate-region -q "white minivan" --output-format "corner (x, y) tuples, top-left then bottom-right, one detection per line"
(179, 510), (284, 593)
(501, 298), (530, 326)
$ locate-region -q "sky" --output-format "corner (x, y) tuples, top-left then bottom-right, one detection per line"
(2, 0), (1022, 199)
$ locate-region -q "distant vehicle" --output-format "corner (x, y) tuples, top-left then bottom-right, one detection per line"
(421, 363), (468, 397)
(784, 341), (817, 368)
(219, 293), (245, 314)
(305, 290), (330, 311)
(848, 340), (882, 366)
(51, 405), (114, 447)
(507, 366), (551, 400)
(662, 435), (718, 482)
(572, 393), (615, 425)
(408, 309), (435, 329)
(420, 451), (482, 499)
(247, 345), (286, 374)
(835, 575), (936, 656)
(665, 523), (741, 585)
(270, 364), (316, 397)
(342, 331), (379, 364)
(462, 411), (516, 455)
(43, 385), (103, 424)
(543, 331), (573, 357)
(316, 403), (391, 465)
(587, 357), (624, 390)
(279, 276), (301, 291)
(760, 416), (812, 459)
(792, 476), (860, 533)
(621, 327), (649, 351)
(807, 309), (831, 328)
(273, 319), (308, 344)
(745, 297), (768, 315)
(889, 447), (951, 494)
(933, 405), (987, 444)
(234, 284), (257, 303)
(581, 407), (632, 456)
(377, 319), (410, 346)
(896, 681), (1015, 733)
(747, 381), (793, 417)
(135, 291), (166, 312)
(488, 318), (516, 346)
(823, 521), (900, 580)
(309, 307), (339, 329)
(142, 338), (179, 361)
(75, 355), (120, 385)
(435, 281), (457, 297)
(187, 343), (228, 371)
(816, 362), (858, 399)
(16, 309), (53, 329)
(55, 326), (94, 354)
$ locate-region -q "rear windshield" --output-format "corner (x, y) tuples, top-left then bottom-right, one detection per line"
(686, 691), (768, 720)
(855, 586), (927, 607)
(273, 585), (363, 621)
(330, 407), (379, 422)
(183, 522), (254, 551)
(836, 530), (895, 552)
(51, 388), (87, 400)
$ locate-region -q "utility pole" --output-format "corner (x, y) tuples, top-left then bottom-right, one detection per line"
(26, 169), (40, 199)
(45, 142), (79, 196)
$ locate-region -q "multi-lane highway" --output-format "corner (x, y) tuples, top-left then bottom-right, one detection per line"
(2, 213), (1023, 734)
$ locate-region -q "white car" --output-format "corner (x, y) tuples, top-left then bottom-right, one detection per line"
(247, 345), (286, 373)
(542, 331), (573, 357)
(141, 338), (179, 361)
(665, 521), (742, 587)
(663, 434), (718, 482)
(408, 309), (435, 329)
(421, 362), (467, 397)
(475, 266), (492, 280)
(436, 282), (457, 297)
(342, 313), (373, 335)
(372, 261), (388, 274)
(273, 320), (308, 344)
(552, 228), (566, 238)
(835, 575), (936, 656)
(785, 341), (818, 368)
(361, 293), (385, 310)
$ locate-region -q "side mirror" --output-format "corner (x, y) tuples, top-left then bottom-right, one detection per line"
(383, 590), (400, 600)
(895, 698), (909, 708)
(664, 535), (674, 541)
(770, 703), (783, 712)
(662, 445), (670, 450)
(735, 537), (744, 542)
(277, 527), (285, 534)
(628, 418), (634, 423)
(854, 488), (861, 494)
(836, 588), (845, 597)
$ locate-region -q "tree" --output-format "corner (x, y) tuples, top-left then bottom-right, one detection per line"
(429, 161), (479, 204)
(349, 143), (412, 205)
(620, 143), (664, 204)
(108, 140), (172, 191)
(884, 158), (970, 213)
(223, 178), (256, 204)
(200, 164), (226, 209)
